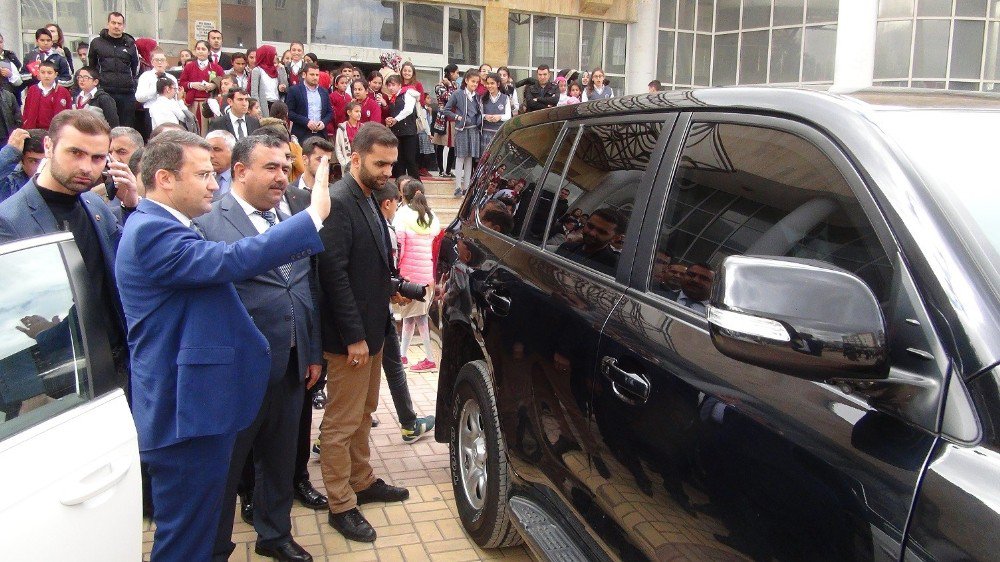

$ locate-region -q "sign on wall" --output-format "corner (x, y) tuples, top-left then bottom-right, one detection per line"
(194, 20), (216, 41)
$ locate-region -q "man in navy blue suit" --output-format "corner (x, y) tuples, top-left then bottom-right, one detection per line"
(0, 110), (139, 392)
(115, 130), (330, 561)
(285, 63), (332, 141)
(197, 135), (327, 562)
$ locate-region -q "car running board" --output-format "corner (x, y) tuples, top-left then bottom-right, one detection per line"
(508, 496), (587, 561)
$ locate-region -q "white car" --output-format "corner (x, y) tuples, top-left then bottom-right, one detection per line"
(0, 232), (140, 561)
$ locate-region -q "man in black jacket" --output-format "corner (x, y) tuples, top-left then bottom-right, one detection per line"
(520, 64), (560, 112)
(0, 35), (23, 98)
(88, 12), (139, 128)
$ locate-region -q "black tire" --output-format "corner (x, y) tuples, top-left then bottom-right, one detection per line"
(449, 361), (523, 548)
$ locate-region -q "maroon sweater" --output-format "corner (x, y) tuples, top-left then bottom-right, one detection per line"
(179, 60), (225, 105)
(23, 84), (72, 129)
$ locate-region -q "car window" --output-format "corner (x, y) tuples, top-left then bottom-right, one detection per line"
(0, 243), (91, 439)
(529, 120), (665, 277)
(650, 121), (893, 315)
(471, 121), (564, 237)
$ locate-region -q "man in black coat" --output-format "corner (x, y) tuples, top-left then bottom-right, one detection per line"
(88, 12), (139, 128)
(207, 29), (233, 71)
(207, 88), (260, 139)
(520, 64), (560, 112)
(316, 123), (409, 543)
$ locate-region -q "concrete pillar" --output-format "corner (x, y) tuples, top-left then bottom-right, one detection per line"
(0, 0), (20, 58)
(187, 0), (221, 47)
(832, 0), (877, 90)
(483, 2), (510, 67)
(626, 0), (658, 94)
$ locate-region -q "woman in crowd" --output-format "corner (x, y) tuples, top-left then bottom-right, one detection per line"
(169, 49), (192, 75)
(583, 67), (614, 101)
(475, 63), (491, 96)
(480, 72), (511, 154)
(432, 64), (458, 178)
(45, 23), (74, 73)
(399, 61), (425, 104)
(441, 69), (481, 198)
(497, 66), (519, 114)
(352, 78), (380, 124)
(334, 100), (362, 172)
(329, 73), (352, 130)
(178, 40), (223, 134)
(250, 44), (287, 118)
(394, 181), (442, 371)
(367, 71), (390, 123)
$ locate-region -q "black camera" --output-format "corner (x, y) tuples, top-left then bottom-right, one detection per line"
(391, 277), (427, 301)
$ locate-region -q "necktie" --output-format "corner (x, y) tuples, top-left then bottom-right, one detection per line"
(255, 209), (296, 346)
(189, 221), (205, 239)
(213, 53), (218, 65)
(236, 118), (245, 139)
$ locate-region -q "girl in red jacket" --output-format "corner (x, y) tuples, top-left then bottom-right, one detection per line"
(179, 40), (224, 135)
(23, 61), (71, 129)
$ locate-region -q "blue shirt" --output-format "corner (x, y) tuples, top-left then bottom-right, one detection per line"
(305, 85), (322, 122)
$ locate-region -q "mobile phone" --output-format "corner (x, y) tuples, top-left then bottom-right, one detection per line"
(103, 154), (117, 201)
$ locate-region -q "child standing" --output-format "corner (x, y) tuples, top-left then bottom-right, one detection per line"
(22, 61), (71, 129)
(334, 101), (361, 171)
(441, 69), (482, 198)
(480, 72), (511, 155)
(179, 40), (224, 134)
(394, 180), (442, 371)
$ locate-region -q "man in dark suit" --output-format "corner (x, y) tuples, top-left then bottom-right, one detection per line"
(207, 29), (233, 71)
(197, 135), (327, 562)
(207, 87), (260, 139)
(115, 130), (330, 561)
(285, 63), (332, 141)
(317, 122), (409, 543)
(0, 110), (138, 391)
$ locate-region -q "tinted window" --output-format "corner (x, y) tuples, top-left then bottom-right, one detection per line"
(651, 121), (893, 314)
(531, 120), (665, 277)
(0, 243), (91, 438)
(472, 121), (564, 237)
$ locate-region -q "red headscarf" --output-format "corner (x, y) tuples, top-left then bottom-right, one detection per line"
(255, 45), (279, 79)
(135, 38), (158, 71)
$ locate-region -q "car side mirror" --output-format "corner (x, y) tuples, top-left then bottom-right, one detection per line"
(707, 255), (889, 381)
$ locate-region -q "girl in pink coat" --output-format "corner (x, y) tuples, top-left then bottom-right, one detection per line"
(394, 181), (442, 371)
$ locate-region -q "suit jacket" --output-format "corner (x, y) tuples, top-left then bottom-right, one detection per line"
(211, 51), (233, 71)
(285, 83), (333, 141)
(317, 173), (394, 356)
(194, 193), (322, 382)
(285, 184), (310, 212)
(0, 180), (125, 326)
(207, 113), (261, 137)
(115, 198), (323, 451)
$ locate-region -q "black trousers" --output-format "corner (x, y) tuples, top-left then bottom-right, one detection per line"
(393, 134), (420, 178)
(214, 352), (304, 558)
(109, 91), (136, 129)
(382, 326), (417, 427)
(435, 144), (455, 175)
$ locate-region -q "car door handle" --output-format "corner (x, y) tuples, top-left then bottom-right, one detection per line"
(484, 287), (511, 316)
(601, 356), (650, 405)
(59, 456), (133, 506)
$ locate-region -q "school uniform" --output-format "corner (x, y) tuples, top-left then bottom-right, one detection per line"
(441, 88), (482, 159)
(479, 92), (510, 155)
(22, 83), (71, 129)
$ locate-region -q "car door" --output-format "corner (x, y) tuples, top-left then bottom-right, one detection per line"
(589, 113), (947, 561)
(482, 114), (674, 547)
(0, 233), (140, 561)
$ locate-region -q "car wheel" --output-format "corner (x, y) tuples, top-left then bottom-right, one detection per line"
(449, 361), (523, 548)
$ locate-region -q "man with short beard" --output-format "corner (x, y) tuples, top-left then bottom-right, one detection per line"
(0, 109), (139, 392)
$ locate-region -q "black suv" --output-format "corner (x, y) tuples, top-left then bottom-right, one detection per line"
(435, 88), (1000, 561)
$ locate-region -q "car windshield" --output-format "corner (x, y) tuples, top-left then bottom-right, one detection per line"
(873, 109), (1000, 295)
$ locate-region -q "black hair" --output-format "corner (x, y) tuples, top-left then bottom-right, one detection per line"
(302, 136), (335, 156)
(374, 180), (399, 205)
(352, 122), (399, 154)
(35, 28), (52, 40)
(225, 86), (248, 100)
(443, 64), (459, 78)
(536, 64), (550, 72)
(590, 207), (627, 234)
(231, 133), (288, 170)
(24, 129), (46, 154)
(404, 180), (433, 228)
(155, 76), (175, 95)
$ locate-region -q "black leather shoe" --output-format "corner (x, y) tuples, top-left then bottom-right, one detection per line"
(356, 478), (409, 505)
(328, 508), (376, 542)
(240, 495), (254, 526)
(294, 479), (328, 510)
(254, 539), (313, 561)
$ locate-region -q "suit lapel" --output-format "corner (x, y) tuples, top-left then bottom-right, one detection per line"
(23, 183), (59, 232)
(221, 193), (287, 285)
(347, 175), (392, 270)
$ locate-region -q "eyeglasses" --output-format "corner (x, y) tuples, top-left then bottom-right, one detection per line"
(170, 169), (216, 182)
(77, 74), (94, 81)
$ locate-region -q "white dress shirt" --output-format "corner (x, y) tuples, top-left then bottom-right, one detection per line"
(229, 112), (250, 139)
(148, 198), (195, 226)
(136, 70), (177, 107)
(148, 95), (186, 129)
(232, 191), (279, 234)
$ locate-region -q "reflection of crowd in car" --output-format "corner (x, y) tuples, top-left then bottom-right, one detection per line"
(651, 249), (716, 314)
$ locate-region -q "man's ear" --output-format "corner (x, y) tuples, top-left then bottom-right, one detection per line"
(43, 136), (54, 159)
(154, 168), (175, 192)
(233, 161), (247, 182)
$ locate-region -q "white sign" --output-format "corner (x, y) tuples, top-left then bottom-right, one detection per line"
(194, 20), (215, 41)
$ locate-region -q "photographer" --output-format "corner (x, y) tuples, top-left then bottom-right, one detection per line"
(315, 122), (410, 543)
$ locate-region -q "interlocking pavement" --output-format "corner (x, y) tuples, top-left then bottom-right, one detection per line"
(142, 337), (532, 561)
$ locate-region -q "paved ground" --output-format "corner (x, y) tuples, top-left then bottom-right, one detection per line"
(142, 336), (532, 562)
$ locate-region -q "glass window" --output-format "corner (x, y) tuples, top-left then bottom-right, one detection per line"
(985, 22), (1000, 82)
(263, 0), (307, 43)
(660, 0), (677, 28)
(224, 0), (258, 50)
(403, 3), (444, 54)
(879, 0), (915, 18)
(951, 19), (985, 80)
(697, 0), (714, 32)
(806, 0), (839, 23)
(802, 24), (837, 81)
(508, 12), (531, 67)
(312, 0), (398, 49)
(533, 16), (556, 68)
(415, 68), (439, 91)
(22, 0), (52, 33)
(55, 0), (88, 35)
(582, 20), (604, 70)
(770, 27), (802, 82)
(913, 19), (950, 77)
(676, 31), (694, 84)
(657, 30), (675, 83)
(774, 0), (805, 26)
(650, 121), (893, 313)
(713, 33), (738, 85)
(874, 20), (914, 79)
(605, 23), (627, 75)
(956, 0), (987, 16)
(0, 243), (91, 440)
(557, 18), (580, 70)
(917, 0), (953, 16)
(526, 127), (578, 246)
(92, 0), (121, 38)
(449, 8), (481, 65)
(678, 0), (696, 30)
(156, 0), (188, 42)
(541, 121), (665, 278)
(474, 122), (564, 238)
(694, 33), (712, 85)
(740, 30), (769, 84)
(717, 0), (740, 32)
(744, 0), (772, 29)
